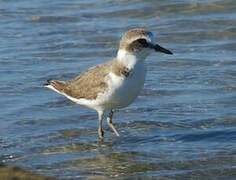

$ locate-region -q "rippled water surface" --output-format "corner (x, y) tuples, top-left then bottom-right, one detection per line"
(1, 0), (236, 179)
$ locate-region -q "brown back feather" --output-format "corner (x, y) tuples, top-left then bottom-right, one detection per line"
(49, 59), (128, 100)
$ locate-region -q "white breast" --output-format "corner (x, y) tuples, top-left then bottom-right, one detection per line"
(104, 62), (146, 109)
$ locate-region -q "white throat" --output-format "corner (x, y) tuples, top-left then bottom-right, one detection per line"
(117, 49), (144, 69)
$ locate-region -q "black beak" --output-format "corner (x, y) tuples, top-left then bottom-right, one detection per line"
(150, 43), (173, 55)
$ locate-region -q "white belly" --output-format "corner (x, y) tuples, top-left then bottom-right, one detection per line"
(104, 63), (146, 109)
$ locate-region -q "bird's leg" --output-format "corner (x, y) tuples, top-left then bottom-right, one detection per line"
(97, 111), (104, 139)
(107, 110), (120, 137)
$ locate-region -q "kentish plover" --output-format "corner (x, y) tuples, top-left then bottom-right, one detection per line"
(44, 28), (173, 139)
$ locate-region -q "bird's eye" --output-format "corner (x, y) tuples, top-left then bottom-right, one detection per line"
(137, 38), (149, 47)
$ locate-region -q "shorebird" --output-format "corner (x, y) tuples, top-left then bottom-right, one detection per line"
(44, 28), (173, 139)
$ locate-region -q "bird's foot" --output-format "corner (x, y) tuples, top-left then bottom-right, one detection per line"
(98, 128), (104, 139)
(108, 123), (120, 137)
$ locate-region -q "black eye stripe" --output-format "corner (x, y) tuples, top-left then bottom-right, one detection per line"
(128, 38), (150, 51)
(136, 38), (149, 47)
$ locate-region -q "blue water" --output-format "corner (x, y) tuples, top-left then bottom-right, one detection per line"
(1, 0), (236, 179)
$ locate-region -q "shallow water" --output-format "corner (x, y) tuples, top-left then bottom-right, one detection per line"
(1, 0), (236, 179)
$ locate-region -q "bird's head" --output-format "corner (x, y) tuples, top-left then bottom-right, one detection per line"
(118, 28), (173, 61)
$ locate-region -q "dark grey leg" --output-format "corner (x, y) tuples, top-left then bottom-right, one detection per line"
(97, 110), (104, 139)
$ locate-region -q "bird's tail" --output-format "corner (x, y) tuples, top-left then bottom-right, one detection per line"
(44, 79), (67, 94)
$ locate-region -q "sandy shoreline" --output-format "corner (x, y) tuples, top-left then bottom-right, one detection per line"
(0, 164), (56, 180)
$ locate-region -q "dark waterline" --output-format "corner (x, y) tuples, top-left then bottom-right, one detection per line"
(1, 0), (236, 179)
